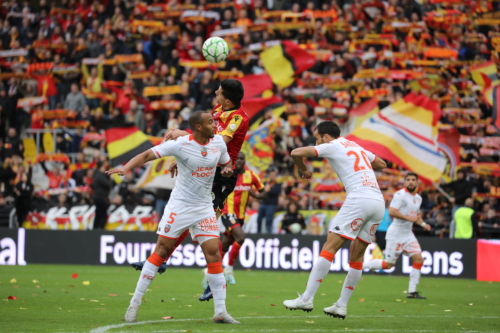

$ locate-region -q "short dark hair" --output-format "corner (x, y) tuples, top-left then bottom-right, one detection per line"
(404, 172), (418, 180)
(188, 110), (207, 131)
(315, 121), (340, 138)
(220, 79), (244, 108)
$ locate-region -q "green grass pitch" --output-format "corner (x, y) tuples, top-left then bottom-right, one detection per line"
(1, 264), (499, 333)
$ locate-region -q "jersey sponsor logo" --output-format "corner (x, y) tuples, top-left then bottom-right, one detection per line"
(234, 185), (252, 191)
(198, 216), (218, 232)
(210, 147), (219, 153)
(369, 223), (379, 237)
(192, 166), (215, 177)
(350, 218), (363, 231)
(360, 173), (379, 188)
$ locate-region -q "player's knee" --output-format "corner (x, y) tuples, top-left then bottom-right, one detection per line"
(385, 259), (396, 268)
(234, 234), (245, 245)
(412, 255), (424, 264)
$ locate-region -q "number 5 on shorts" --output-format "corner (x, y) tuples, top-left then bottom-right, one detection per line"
(167, 212), (177, 224)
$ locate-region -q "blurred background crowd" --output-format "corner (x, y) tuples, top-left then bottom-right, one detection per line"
(0, 0), (499, 239)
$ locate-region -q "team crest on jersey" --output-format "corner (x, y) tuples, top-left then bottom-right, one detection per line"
(164, 225), (171, 233)
(201, 148), (207, 157)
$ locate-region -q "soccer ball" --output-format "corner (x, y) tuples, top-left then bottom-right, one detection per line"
(202, 37), (229, 63)
(289, 223), (302, 234)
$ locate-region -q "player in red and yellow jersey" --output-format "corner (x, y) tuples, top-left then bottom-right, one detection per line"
(130, 79), (250, 300)
(219, 152), (266, 284)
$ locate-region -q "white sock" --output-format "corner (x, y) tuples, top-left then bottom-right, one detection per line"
(363, 259), (385, 270)
(337, 265), (362, 308)
(408, 268), (421, 293)
(208, 273), (227, 315)
(302, 254), (333, 302)
(131, 260), (159, 306)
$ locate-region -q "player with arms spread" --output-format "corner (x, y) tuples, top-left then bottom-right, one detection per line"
(107, 111), (240, 324)
(130, 79), (249, 300)
(214, 152), (266, 285)
(363, 172), (431, 299)
(283, 121), (387, 319)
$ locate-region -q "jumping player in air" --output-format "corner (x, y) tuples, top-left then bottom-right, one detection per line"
(204, 152), (265, 286)
(130, 79), (249, 301)
(363, 172), (431, 299)
(107, 111), (240, 324)
(283, 121), (387, 319)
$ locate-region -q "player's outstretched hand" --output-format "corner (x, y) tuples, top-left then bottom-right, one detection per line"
(163, 129), (183, 142)
(423, 224), (432, 232)
(221, 166), (234, 178)
(169, 161), (178, 178)
(106, 166), (128, 176)
(301, 169), (313, 181)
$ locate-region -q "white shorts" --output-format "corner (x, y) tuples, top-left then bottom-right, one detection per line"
(385, 233), (421, 260)
(329, 196), (384, 244)
(157, 201), (219, 244)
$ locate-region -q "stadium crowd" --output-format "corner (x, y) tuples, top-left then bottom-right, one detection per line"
(0, 0), (499, 238)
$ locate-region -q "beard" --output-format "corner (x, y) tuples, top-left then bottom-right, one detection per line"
(406, 185), (416, 192)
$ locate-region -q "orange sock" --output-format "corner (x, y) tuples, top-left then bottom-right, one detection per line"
(148, 252), (166, 267)
(207, 262), (224, 274)
(413, 262), (423, 270)
(319, 250), (335, 262)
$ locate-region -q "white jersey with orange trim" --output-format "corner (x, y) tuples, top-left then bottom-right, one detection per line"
(314, 137), (383, 201)
(386, 188), (422, 239)
(151, 134), (230, 207)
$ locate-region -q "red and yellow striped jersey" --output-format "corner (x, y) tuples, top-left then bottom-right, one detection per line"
(225, 170), (265, 219)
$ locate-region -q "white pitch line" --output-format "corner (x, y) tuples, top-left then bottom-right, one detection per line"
(90, 315), (500, 333)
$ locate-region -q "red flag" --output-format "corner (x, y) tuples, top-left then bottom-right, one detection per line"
(438, 129), (461, 180)
(239, 74), (274, 98)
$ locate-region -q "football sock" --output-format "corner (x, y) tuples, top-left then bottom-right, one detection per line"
(337, 261), (363, 308)
(301, 250), (334, 302)
(130, 253), (164, 306)
(208, 262), (226, 315)
(228, 242), (242, 266)
(409, 262), (423, 293)
(363, 259), (387, 270)
(219, 241), (226, 261)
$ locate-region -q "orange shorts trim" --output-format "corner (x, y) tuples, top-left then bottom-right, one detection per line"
(159, 234), (179, 240)
(193, 234), (220, 239)
(356, 237), (371, 245)
(330, 232), (355, 241)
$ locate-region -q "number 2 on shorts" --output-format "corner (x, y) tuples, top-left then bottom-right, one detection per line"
(167, 212), (177, 224)
(347, 150), (372, 172)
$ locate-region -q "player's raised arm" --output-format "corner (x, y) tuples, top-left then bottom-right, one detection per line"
(163, 129), (189, 142)
(291, 147), (317, 180)
(371, 156), (387, 170)
(106, 149), (157, 176)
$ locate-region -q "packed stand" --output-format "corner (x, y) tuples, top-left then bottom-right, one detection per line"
(0, 0), (499, 237)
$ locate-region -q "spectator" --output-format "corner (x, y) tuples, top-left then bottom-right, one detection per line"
(126, 100), (145, 132)
(81, 58), (104, 110)
(155, 188), (171, 217)
(454, 198), (477, 239)
(478, 209), (500, 239)
(91, 160), (112, 229)
(2, 128), (24, 160)
(441, 169), (473, 217)
(256, 167), (282, 233)
(281, 201), (306, 234)
(64, 83), (86, 113)
(13, 172), (33, 226)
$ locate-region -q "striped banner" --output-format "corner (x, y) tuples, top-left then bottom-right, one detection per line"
(346, 93), (446, 182)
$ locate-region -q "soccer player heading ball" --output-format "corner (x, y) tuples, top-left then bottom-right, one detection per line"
(130, 79), (249, 301)
(283, 121), (387, 319)
(107, 111), (240, 324)
(363, 172), (431, 299)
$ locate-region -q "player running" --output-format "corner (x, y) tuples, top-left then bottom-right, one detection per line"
(283, 121), (386, 319)
(107, 111), (240, 324)
(130, 79), (249, 300)
(363, 172), (431, 299)
(209, 152), (266, 286)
